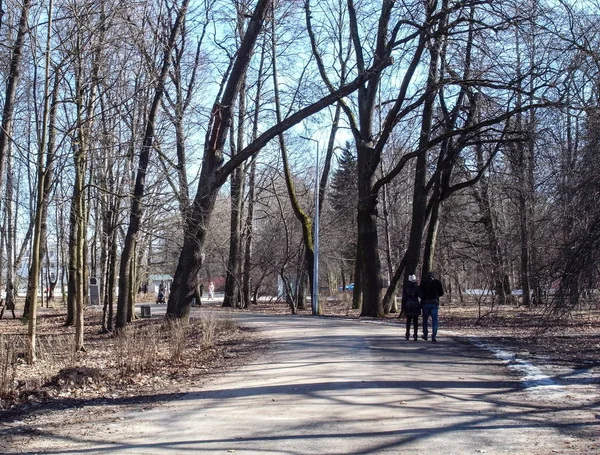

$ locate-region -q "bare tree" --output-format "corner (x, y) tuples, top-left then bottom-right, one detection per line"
(116, 0), (190, 331)
(166, 0), (391, 320)
(1, 0), (31, 320)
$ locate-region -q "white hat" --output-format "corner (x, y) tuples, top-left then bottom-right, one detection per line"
(408, 274), (417, 282)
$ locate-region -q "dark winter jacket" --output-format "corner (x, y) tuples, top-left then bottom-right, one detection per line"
(402, 282), (421, 317)
(419, 274), (444, 304)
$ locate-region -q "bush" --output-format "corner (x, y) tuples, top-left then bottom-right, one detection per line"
(113, 325), (161, 378)
(199, 313), (235, 347)
(0, 335), (18, 401)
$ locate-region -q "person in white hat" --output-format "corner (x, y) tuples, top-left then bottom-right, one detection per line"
(401, 274), (421, 341)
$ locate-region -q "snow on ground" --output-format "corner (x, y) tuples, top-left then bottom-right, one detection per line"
(468, 338), (566, 397)
(451, 332), (599, 405)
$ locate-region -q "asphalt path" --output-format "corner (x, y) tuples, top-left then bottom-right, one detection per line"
(12, 310), (596, 454)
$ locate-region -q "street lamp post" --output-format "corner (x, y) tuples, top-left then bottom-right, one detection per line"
(300, 135), (319, 316)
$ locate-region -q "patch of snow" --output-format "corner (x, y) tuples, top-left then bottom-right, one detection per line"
(472, 339), (566, 397)
(444, 331), (568, 400)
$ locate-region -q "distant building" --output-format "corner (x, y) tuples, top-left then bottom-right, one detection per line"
(148, 274), (174, 294)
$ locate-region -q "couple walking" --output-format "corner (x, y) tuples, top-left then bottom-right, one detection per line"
(401, 271), (444, 342)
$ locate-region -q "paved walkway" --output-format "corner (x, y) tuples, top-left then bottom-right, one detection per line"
(12, 312), (599, 454)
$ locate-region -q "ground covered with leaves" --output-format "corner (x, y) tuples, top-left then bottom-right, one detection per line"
(0, 304), (263, 421)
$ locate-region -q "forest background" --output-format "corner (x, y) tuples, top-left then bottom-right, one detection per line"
(0, 0), (599, 366)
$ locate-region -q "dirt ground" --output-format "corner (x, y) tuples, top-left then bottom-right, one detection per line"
(250, 293), (600, 368)
(0, 294), (599, 453)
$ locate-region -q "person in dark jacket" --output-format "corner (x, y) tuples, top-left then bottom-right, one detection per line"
(402, 274), (421, 341)
(419, 271), (444, 342)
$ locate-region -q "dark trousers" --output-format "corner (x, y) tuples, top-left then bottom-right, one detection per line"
(405, 316), (418, 337)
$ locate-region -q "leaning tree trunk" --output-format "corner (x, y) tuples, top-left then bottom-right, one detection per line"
(166, 0), (390, 319)
(270, 17), (317, 313)
(166, 0), (271, 319)
(422, 179), (442, 275)
(116, 0), (190, 331)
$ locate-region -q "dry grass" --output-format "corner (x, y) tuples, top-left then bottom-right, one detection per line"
(0, 335), (18, 401)
(0, 306), (256, 414)
(113, 324), (161, 377)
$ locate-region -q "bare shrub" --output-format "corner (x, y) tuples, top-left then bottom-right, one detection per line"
(200, 313), (218, 347)
(37, 334), (77, 369)
(199, 314), (235, 347)
(113, 325), (161, 378)
(47, 366), (105, 388)
(164, 318), (190, 362)
(0, 335), (18, 401)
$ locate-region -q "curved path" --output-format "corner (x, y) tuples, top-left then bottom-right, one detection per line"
(11, 312), (598, 454)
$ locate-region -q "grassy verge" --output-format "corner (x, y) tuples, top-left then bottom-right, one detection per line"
(0, 310), (252, 413)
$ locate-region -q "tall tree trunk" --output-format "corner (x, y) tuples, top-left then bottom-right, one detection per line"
(116, 0), (190, 330)
(403, 16), (442, 281)
(242, 36), (267, 310)
(127, 245), (136, 322)
(37, 69), (60, 308)
(514, 33), (532, 307)
(222, 74), (246, 309)
(0, 0), (31, 200)
(242, 156), (256, 309)
(74, 161), (85, 351)
(26, 0), (53, 363)
(65, 192), (78, 326)
(381, 176), (397, 314)
(270, 10), (316, 313)
(3, 149), (16, 318)
(6, 0), (32, 317)
(473, 141), (512, 305)
(357, 142), (383, 317)
(346, 0), (419, 317)
(71, 69), (88, 351)
(71, 7), (105, 350)
(102, 221), (118, 333)
(223, 4), (250, 309)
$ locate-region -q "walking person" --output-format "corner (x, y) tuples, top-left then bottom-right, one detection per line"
(208, 281), (215, 300)
(157, 280), (166, 304)
(419, 271), (444, 342)
(402, 274), (421, 341)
